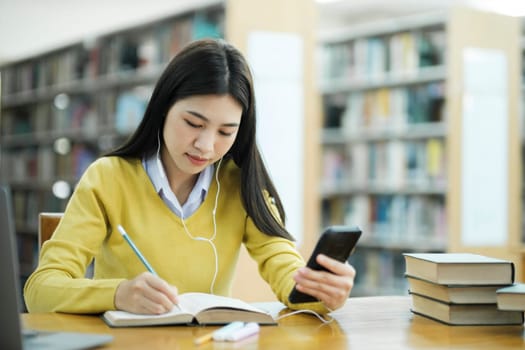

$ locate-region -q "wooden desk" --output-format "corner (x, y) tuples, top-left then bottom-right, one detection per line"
(22, 296), (525, 349)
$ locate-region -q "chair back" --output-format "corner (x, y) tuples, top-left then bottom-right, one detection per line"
(38, 212), (63, 249)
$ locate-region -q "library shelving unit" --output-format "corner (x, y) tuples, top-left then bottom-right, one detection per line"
(0, 0), (320, 302)
(0, 0), (225, 281)
(318, 7), (522, 296)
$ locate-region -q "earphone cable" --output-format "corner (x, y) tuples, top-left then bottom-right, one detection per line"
(180, 157), (223, 294)
(157, 134), (222, 294)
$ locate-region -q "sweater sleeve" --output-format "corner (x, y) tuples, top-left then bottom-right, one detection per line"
(243, 202), (330, 314)
(23, 159), (125, 313)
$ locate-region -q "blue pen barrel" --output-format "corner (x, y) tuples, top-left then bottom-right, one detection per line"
(117, 225), (158, 276)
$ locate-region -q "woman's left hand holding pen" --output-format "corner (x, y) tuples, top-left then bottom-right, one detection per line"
(115, 272), (179, 314)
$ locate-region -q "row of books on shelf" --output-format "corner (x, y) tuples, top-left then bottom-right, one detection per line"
(404, 252), (525, 325)
(17, 235), (39, 278)
(2, 87), (151, 139)
(320, 28), (445, 81)
(1, 9), (223, 94)
(322, 138), (446, 193)
(2, 97), (92, 136)
(12, 190), (66, 232)
(1, 144), (96, 183)
(322, 195), (447, 246)
(323, 82), (445, 129)
(335, 84), (444, 131)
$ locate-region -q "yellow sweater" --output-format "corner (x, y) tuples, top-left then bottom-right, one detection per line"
(24, 157), (325, 313)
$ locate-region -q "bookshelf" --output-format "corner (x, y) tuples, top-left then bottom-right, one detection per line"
(0, 0), (225, 280)
(0, 0), (320, 303)
(318, 7), (522, 296)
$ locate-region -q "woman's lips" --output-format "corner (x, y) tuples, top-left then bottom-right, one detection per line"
(187, 153), (208, 166)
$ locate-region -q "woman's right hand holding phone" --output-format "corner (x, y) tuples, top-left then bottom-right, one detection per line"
(293, 254), (356, 310)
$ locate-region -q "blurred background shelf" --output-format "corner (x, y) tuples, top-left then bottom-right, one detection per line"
(318, 7), (522, 295)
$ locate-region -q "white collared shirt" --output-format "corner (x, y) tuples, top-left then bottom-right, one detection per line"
(143, 153), (214, 219)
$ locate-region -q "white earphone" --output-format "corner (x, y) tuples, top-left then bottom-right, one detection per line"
(157, 130), (223, 294)
(180, 157), (222, 294)
(157, 132), (166, 180)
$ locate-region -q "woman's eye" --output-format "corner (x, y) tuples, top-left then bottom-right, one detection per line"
(185, 120), (201, 128)
(219, 130), (233, 137)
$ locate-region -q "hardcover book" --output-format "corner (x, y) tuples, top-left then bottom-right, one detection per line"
(410, 293), (524, 326)
(406, 276), (505, 304)
(403, 253), (514, 285)
(102, 292), (277, 327)
(497, 284), (525, 311)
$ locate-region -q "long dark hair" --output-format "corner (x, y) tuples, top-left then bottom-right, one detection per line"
(105, 38), (293, 240)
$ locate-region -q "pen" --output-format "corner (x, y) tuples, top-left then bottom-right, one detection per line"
(224, 322), (260, 342)
(194, 322), (244, 345)
(117, 224), (158, 276)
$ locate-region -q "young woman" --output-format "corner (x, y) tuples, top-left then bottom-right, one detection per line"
(24, 39), (355, 315)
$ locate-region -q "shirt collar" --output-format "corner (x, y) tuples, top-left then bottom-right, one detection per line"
(143, 152), (214, 211)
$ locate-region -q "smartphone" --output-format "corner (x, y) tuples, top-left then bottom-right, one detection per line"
(288, 225), (362, 304)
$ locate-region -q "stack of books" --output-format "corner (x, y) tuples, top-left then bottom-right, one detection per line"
(403, 253), (524, 325)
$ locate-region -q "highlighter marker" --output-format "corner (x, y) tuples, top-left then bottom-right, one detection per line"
(212, 321), (245, 341)
(194, 322), (244, 345)
(224, 322), (260, 342)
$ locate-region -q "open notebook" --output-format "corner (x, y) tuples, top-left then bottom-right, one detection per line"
(0, 186), (113, 350)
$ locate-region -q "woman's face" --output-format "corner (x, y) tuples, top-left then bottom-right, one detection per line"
(161, 94), (242, 179)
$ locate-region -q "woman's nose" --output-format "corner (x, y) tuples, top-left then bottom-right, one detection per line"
(194, 130), (214, 153)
